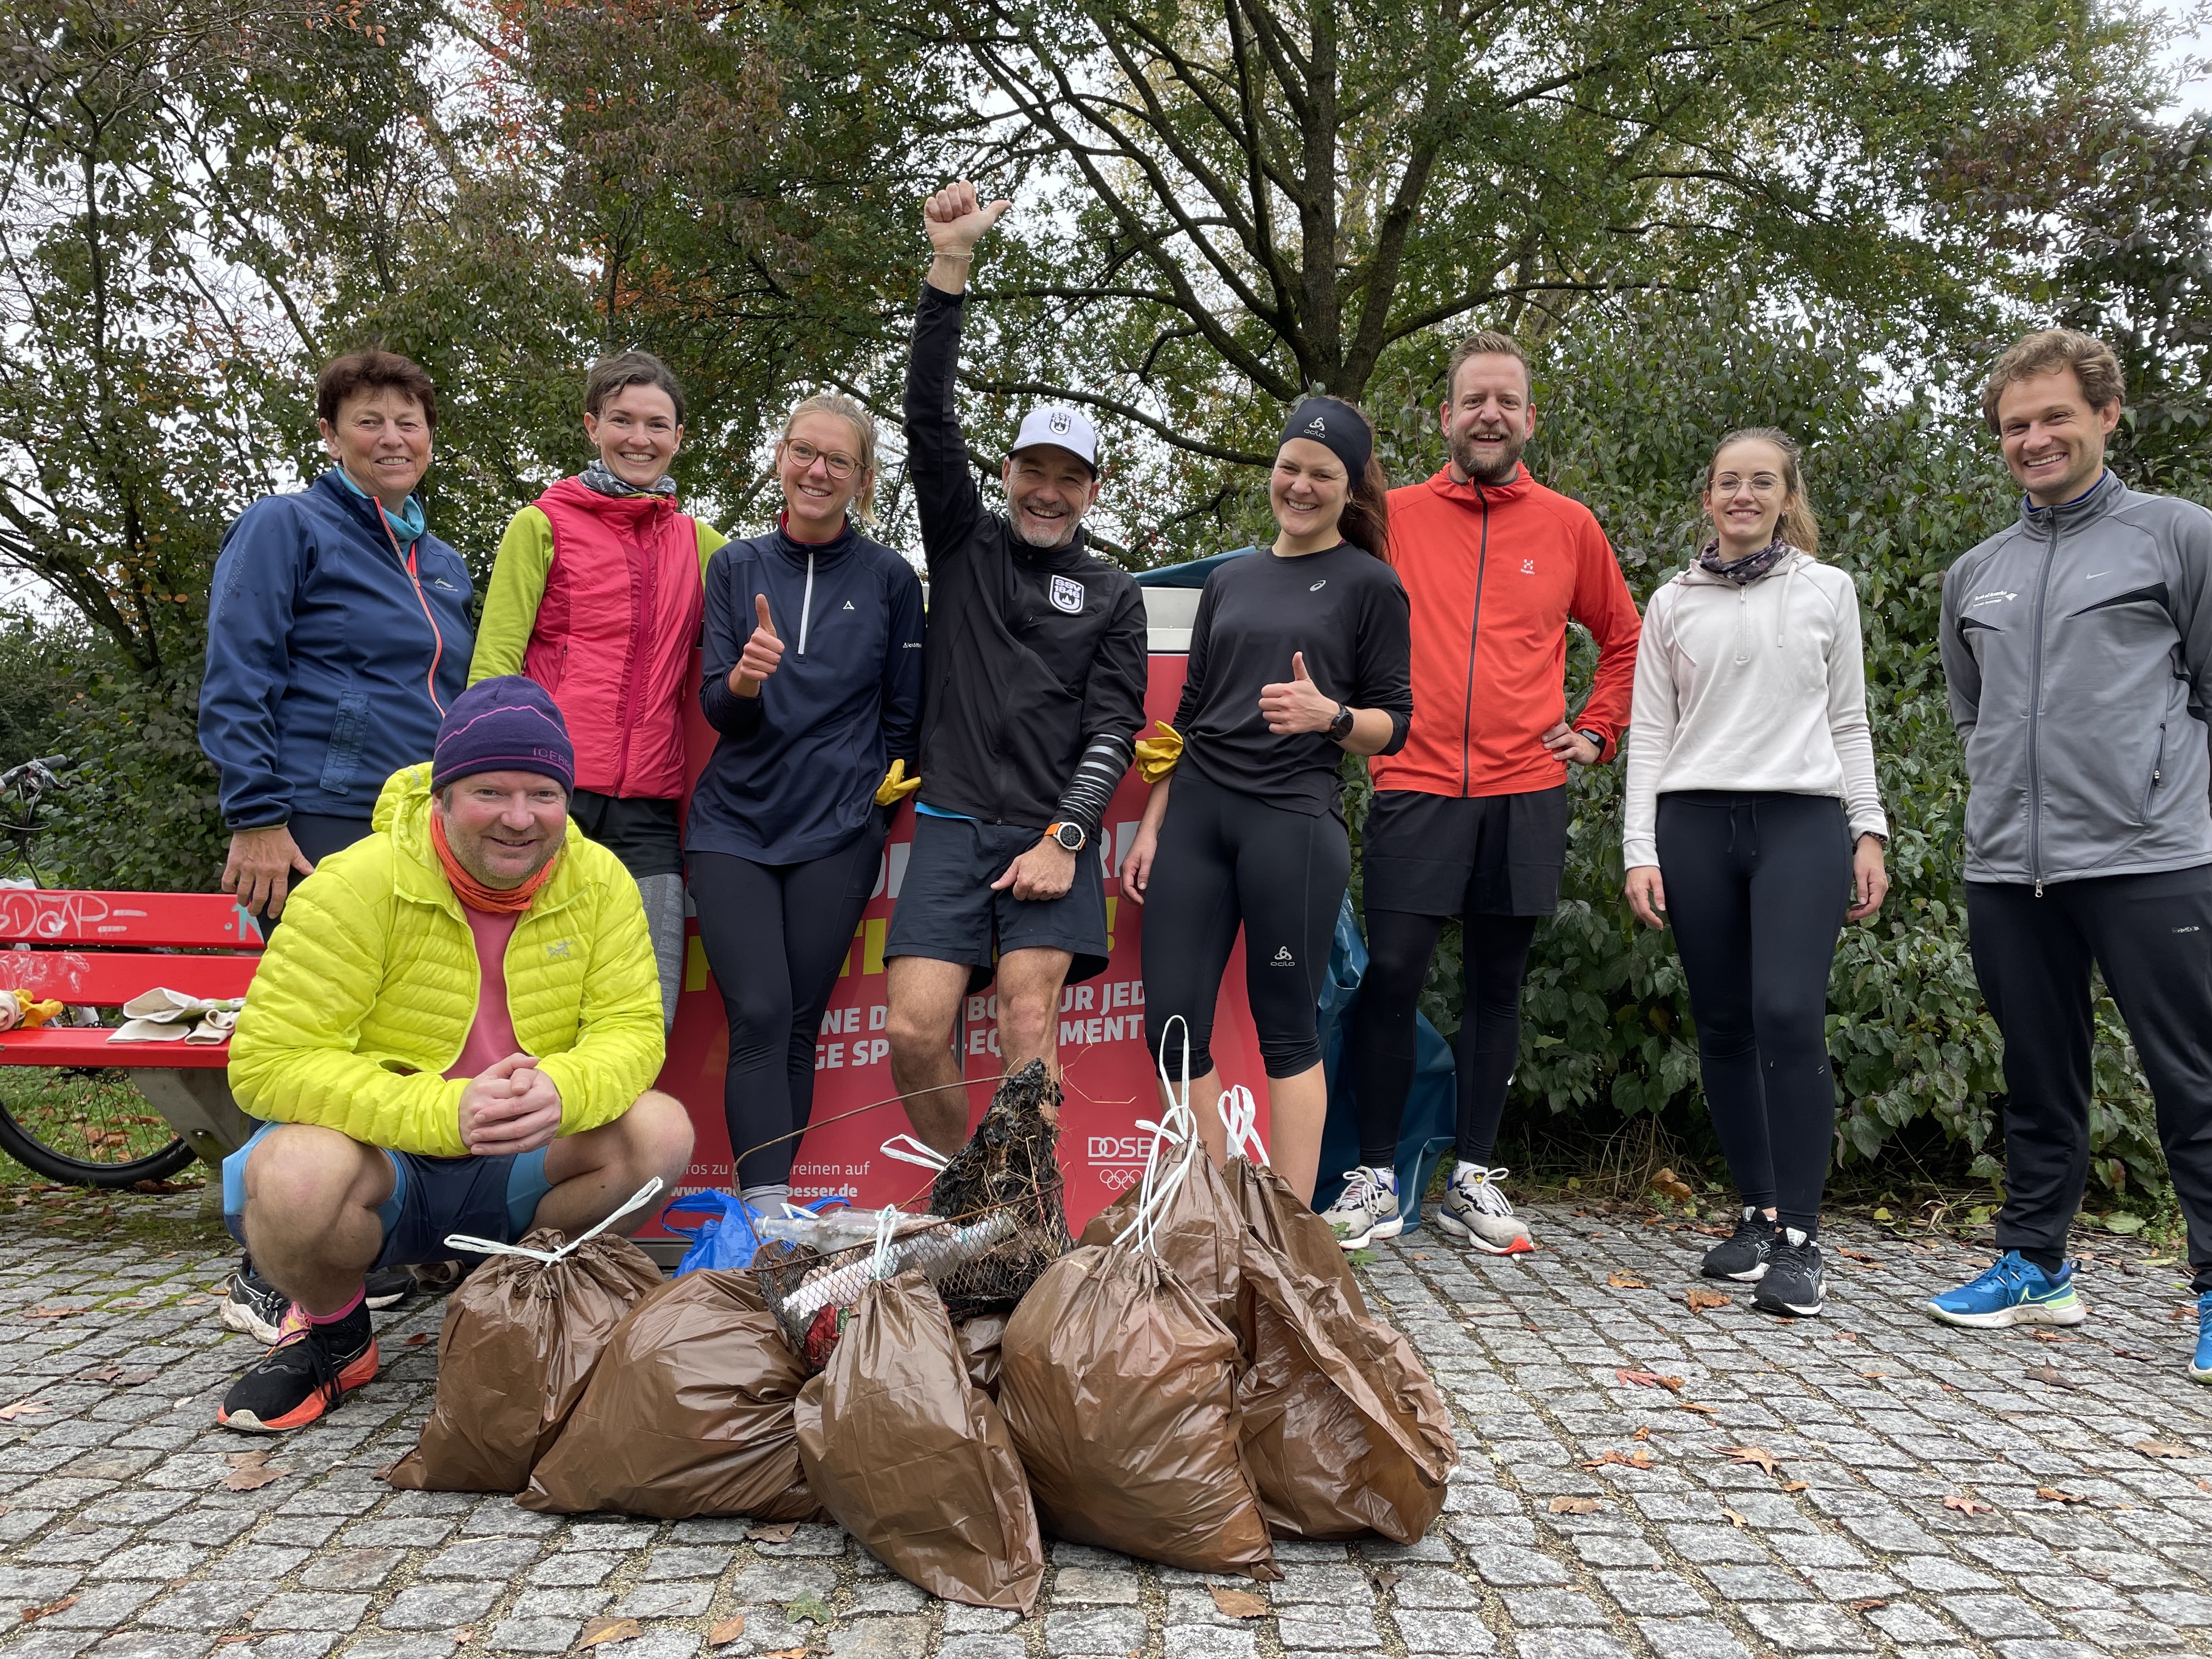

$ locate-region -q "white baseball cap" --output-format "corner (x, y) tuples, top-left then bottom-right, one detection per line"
(1010, 404), (1100, 474)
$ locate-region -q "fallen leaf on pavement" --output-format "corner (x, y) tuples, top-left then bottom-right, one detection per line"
(1685, 1288), (1729, 1312)
(1548, 1497), (1600, 1514)
(1616, 1369), (1683, 1391)
(1781, 1481), (1809, 1493)
(1847, 1597), (1889, 1612)
(1607, 1273), (1647, 1289)
(222, 1465), (287, 1491)
(73, 1459), (136, 1480)
(759, 1650), (808, 1659)
(450, 1629), (473, 1645)
(2136, 1441), (2191, 1459)
(1370, 1567), (1401, 1590)
(114, 1369), (157, 1386)
(1210, 1587), (1269, 1618)
(747, 1523), (798, 1543)
(226, 1449), (271, 1468)
(576, 1618), (641, 1650)
(1836, 1249), (1882, 1266)
(1723, 1446), (1779, 1475)
(708, 1617), (747, 1647)
(2029, 1330), (2076, 1343)
(84, 1365), (125, 1382)
(2024, 1365), (2077, 1389)
(783, 1594), (833, 1627)
(0, 1400), (50, 1421)
(20, 1595), (78, 1623)
(1408, 1252), (1430, 1260)
(1858, 1372), (1889, 1381)
(21, 1305), (77, 1320)
(405, 1333), (432, 1346)
(2171, 1306), (2194, 1321)
(1581, 1448), (1656, 1470)
(1679, 1401), (1719, 1415)
(2035, 1487), (2089, 1504)
(1721, 1508), (1746, 1528)
(215, 1637), (255, 1646)
(1942, 1496), (1994, 1515)
(1829, 1329), (1860, 1341)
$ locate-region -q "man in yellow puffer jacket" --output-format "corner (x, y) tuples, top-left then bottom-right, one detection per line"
(216, 677), (693, 1434)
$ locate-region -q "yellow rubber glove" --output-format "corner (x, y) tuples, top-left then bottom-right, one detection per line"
(2, 989), (63, 1034)
(1133, 720), (1184, 784)
(874, 759), (922, 807)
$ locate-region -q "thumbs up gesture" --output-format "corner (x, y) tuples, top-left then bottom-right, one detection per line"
(923, 180), (1013, 258)
(1259, 650), (1344, 736)
(729, 593), (786, 698)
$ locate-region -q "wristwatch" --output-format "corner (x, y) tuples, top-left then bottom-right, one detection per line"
(1326, 703), (1356, 742)
(1047, 821), (1087, 853)
(1577, 728), (1605, 755)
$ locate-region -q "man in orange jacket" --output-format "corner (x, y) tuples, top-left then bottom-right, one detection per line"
(1322, 329), (1641, 1255)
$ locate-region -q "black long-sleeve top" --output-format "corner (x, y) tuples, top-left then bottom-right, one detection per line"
(1173, 543), (1413, 816)
(689, 521), (924, 864)
(901, 283), (1149, 831)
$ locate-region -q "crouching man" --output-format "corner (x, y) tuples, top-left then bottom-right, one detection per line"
(216, 676), (693, 1432)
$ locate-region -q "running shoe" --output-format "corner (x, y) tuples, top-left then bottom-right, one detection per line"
(364, 1267), (413, 1311)
(1701, 1207), (1776, 1282)
(217, 1300), (379, 1434)
(1319, 1165), (1402, 1249)
(219, 1257), (290, 1346)
(1926, 1250), (2086, 1328)
(2191, 1289), (2212, 1385)
(1435, 1163), (1535, 1255)
(1751, 1228), (1825, 1317)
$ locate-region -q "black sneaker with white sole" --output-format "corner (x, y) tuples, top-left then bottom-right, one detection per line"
(220, 1257), (290, 1345)
(364, 1267), (413, 1311)
(1701, 1207), (1776, 1282)
(1752, 1228), (1825, 1318)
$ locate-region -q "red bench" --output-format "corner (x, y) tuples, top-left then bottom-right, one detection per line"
(0, 888), (264, 1165)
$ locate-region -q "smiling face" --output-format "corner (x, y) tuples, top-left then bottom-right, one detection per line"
(435, 772), (568, 891)
(776, 409), (868, 543)
(1270, 437), (1351, 545)
(1996, 366), (2121, 507)
(1702, 438), (1790, 551)
(1001, 446), (1099, 549)
(583, 382), (682, 489)
(320, 386), (432, 510)
(1441, 354), (1535, 486)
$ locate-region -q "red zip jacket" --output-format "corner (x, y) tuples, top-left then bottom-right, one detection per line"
(1369, 465), (1641, 798)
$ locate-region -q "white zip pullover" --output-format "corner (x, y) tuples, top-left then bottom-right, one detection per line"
(1623, 548), (1887, 868)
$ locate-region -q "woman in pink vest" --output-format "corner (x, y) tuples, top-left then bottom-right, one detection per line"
(470, 351), (725, 1026)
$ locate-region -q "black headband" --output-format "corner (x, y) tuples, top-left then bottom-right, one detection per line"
(1280, 396), (1372, 483)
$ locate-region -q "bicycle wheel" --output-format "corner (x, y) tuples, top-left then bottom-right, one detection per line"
(0, 1069), (197, 1187)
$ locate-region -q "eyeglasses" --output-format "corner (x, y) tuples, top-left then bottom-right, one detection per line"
(1712, 473), (1782, 496)
(783, 438), (860, 480)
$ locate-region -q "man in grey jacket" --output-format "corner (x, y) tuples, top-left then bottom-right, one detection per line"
(1934, 328), (2212, 1379)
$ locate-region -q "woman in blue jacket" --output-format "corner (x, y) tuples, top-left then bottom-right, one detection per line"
(690, 394), (924, 1212)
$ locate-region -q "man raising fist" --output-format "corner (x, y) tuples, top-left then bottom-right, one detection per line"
(883, 180), (1149, 1153)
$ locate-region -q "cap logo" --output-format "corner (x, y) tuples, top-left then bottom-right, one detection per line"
(1049, 410), (1073, 436)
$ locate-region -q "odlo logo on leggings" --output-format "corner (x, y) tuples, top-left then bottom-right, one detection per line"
(1271, 946), (1295, 966)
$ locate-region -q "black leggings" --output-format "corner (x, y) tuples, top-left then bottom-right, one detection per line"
(1141, 770), (1350, 1079)
(1352, 910), (1538, 1169)
(1656, 792), (1850, 1233)
(689, 824), (885, 1192)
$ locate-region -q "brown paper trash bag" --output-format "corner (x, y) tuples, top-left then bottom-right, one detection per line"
(795, 1271), (1043, 1612)
(1076, 1146), (1245, 1334)
(385, 1227), (663, 1493)
(521, 1269), (822, 1520)
(998, 1244), (1277, 1578)
(1234, 1243), (1458, 1543)
(1223, 1155), (1368, 1318)
(955, 1312), (1007, 1400)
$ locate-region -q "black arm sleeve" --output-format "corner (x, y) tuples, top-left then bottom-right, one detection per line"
(1052, 733), (1134, 843)
(1056, 577), (1149, 838)
(1359, 572), (1414, 756)
(900, 284), (983, 565)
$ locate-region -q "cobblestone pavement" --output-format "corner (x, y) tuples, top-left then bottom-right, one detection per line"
(5, 1201), (2212, 1659)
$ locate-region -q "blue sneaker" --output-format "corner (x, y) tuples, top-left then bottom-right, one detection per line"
(2192, 1290), (2212, 1384)
(1926, 1250), (2087, 1329)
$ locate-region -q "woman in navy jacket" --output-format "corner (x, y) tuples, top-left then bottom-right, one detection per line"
(689, 393), (924, 1211)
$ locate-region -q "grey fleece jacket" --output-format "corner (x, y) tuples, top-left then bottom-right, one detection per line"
(1940, 471), (2212, 888)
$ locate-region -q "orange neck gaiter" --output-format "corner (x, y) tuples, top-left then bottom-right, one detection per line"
(431, 809), (561, 914)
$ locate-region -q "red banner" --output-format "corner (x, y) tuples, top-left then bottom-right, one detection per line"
(647, 650), (1267, 1236)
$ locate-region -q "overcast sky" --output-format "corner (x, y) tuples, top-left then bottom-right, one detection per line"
(2153, 0), (2212, 111)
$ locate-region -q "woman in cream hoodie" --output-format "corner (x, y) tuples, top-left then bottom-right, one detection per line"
(1623, 428), (1889, 1319)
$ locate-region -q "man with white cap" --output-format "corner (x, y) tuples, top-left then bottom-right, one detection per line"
(884, 179), (1149, 1154)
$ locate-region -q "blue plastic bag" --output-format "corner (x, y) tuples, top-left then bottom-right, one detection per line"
(1314, 896), (1457, 1234)
(659, 1191), (850, 1276)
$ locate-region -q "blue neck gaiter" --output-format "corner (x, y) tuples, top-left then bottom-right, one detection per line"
(335, 467), (427, 548)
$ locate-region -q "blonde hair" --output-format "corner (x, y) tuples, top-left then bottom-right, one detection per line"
(781, 393), (878, 521)
(1705, 427), (1818, 555)
(1980, 329), (2126, 436)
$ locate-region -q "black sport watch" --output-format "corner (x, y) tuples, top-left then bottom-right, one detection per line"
(1047, 821), (1087, 853)
(1577, 728), (1605, 756)
(1327, 703), (1356, 742)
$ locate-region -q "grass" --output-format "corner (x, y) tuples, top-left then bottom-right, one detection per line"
(0, 1066), (222, 1250)
(0, 1066), (201, 1186)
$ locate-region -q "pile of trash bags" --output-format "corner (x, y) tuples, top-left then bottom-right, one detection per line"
(381, 1049), (1459, 1612)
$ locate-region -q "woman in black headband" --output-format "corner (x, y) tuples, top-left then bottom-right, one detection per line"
(1119, 397), (1413, 1202)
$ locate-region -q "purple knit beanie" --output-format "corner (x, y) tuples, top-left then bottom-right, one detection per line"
(430, 676), (575, 793)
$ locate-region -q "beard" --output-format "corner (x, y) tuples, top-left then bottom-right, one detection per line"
(1451, 427), (1527, 487)
(1012, 511), (1080, 550)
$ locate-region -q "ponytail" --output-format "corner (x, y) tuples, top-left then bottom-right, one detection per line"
(1705, 426), (1819, 556)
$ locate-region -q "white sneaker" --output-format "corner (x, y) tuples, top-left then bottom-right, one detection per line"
(1435, 1163), (1534, 1255)
(1318, 1165), (1403, 1249)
